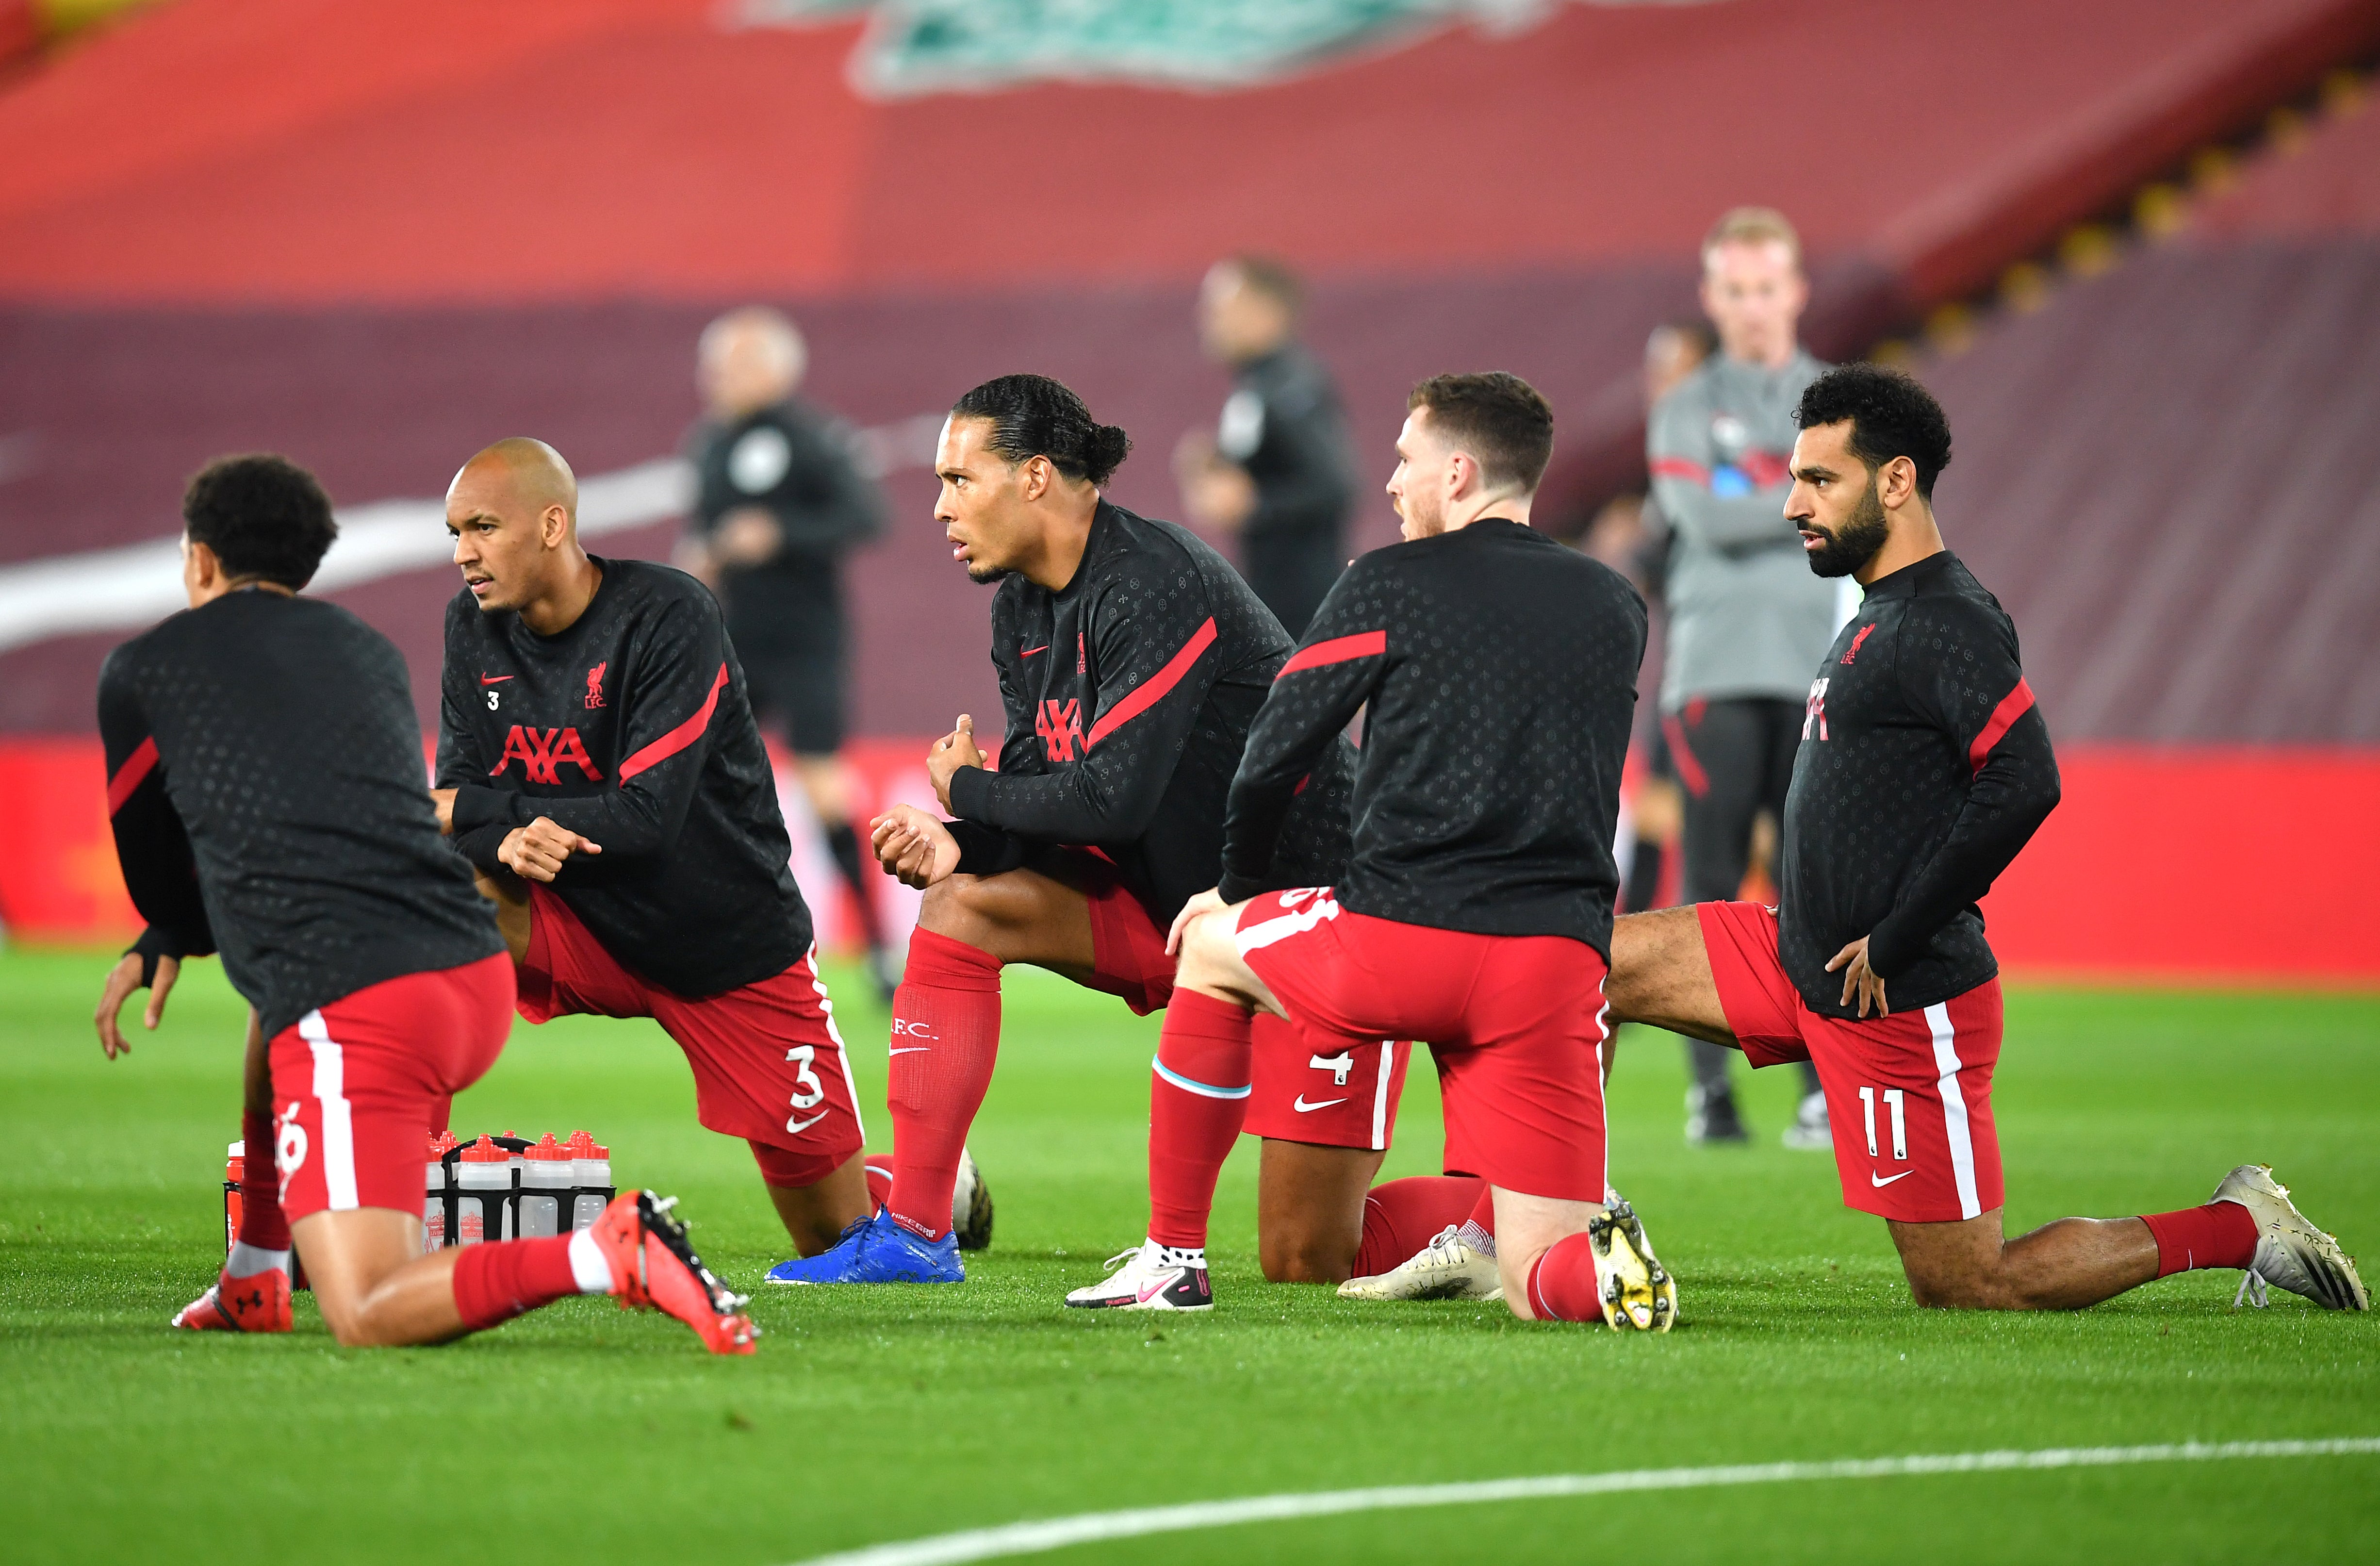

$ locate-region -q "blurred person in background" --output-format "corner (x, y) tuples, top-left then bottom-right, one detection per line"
(678, 308), (897, 997)
(1647, 209), (1834, 1150)
(1174, 255), (1357, 636)
(1608, 319), (1717, 923)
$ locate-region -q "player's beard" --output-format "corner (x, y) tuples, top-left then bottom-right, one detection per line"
(966, 562), (1013, 585)
(1398, 491), (1447, 540)
(1804, 480), (1889, 579)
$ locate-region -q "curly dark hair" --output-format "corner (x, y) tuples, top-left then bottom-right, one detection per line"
(181, 454), (338, 590)
(1793, 364), (1953, 499)
(950, 374), (1132, 488)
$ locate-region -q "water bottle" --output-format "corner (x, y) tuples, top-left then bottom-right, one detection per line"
(222, 1140), (243, 1259)
(566, 1130), (612, 1231)
(423, 1132), (452, 1252)
(455, 1135), (510, 1245)
(518, 1134), (573, 1238)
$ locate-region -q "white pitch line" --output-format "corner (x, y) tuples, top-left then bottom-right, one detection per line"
(786, 1438), (2380, 1566)
(0, 457), (688, 656)
(0, 409), (950, 658)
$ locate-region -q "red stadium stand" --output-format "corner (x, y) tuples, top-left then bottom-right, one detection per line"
(0, 0), (2374, 977)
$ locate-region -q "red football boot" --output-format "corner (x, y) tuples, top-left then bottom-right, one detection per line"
(583, 1190), (758, 1355)
(172, 1266), (293, 1333)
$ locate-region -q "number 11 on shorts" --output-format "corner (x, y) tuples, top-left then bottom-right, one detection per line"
(1857, 1085), (1907, 1161)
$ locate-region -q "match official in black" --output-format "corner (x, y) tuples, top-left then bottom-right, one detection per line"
(1174, 256), (1356, 637)
(677, 307), (895, 995)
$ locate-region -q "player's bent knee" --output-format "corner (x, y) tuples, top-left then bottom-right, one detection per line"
(1173, 909), (1241, 991)
(914, 875), (1001, 945)
(1259, 1223), (1356, 1285)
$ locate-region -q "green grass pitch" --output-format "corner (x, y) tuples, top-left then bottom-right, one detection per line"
(1, 944), (2374, 1563)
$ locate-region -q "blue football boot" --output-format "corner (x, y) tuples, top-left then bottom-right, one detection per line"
(765, 1208), (965, 1285)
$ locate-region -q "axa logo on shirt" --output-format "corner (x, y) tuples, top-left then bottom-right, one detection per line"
(491, 725), (606, 784)
(1037, 697), (1086, 762)
(1803, 677), (1830, 742)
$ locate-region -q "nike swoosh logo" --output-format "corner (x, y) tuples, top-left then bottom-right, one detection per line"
(786, 1111), (830, 1135)
(1020, 644), (1049, 657)
(1137, 1269), (1183, 1303)
(1871, 1169), (1914, 1187)
(1293, 1095), (1348, 1113)
(888, 1046), (930, 1055)
(479, 675), (515, 685)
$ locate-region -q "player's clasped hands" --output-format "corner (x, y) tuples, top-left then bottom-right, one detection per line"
(925, 714), (985, 812)
(498, 817), (600, 883)
(869, 803), (960, 891)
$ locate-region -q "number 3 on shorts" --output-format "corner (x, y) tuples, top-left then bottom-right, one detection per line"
(784, 1044), (826, 1126)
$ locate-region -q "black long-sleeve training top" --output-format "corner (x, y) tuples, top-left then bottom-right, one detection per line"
(99, 590), (502, 1039)
(437, 557), (812, 997)
(945, 500), (1356, 925)
(1222, 344), (1356, 545)
(1219, 518), (1648, 959)
(684, 397), (884, 659)
(1778, 549), (2061, 1017)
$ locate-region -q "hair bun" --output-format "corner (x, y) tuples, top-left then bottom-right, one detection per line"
(1085, 423), (1134, 485)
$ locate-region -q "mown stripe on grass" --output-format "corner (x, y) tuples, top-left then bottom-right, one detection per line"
(789, 1438), (2380, 1566)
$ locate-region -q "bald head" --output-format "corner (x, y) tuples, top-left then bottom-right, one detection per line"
(700, 307), (806, 418)
(447, 437), (592, 622)
(453, 436), (577, 525)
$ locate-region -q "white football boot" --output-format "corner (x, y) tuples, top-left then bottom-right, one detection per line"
(1337, 1223), (1503, 1302)
(1064, 1239), (1213, 1312)
(1591, 1194), (1678, 1332)
(1781, 1090), (1833, 1151)
(2212, 1165), (2367, 1311)
(951, 1146), (994, 1253)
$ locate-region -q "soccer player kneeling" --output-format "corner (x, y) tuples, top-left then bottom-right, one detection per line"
(93, 456), (755, 1352)
(1609, 366), (2364, 1314)
(1071, 373), (1674, 1328)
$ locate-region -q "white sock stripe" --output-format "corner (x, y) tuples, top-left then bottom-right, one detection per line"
(1151, 1056), (1252, 1100)
(780, 1439), (2380, 1566)
(297, 1009), (358, 1213)
(1369, 1042), (1392, 1152)
(1925, 1003), (1981, 1221)
(1232, 895), (1340, 955)
(566, 1224), (615, 1294)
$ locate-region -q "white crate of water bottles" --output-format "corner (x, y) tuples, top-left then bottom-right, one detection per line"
(425, 1131), (615, 1250)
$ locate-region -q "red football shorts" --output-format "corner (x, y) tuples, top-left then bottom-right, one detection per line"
(269, 954), (514, 1223)
(1243, 1017), (1411, 1152)
(1696, 901), (2003, 1223)
(1235, 889), (1608, 1201)
(515, 885), (865, 1187)
(1055, 851), (1176, 1016)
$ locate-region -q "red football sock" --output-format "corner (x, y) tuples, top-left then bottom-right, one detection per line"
(1525, 1231), (1603, 1322)
(238, 1107), (291, 1253)
(1352, 1175), (1488, 1276)
(864, 1160), (892, 1215)
(886, 928), (1003, 1242)
(2139, 1202), (2259, 1277)
(1146, 992), (1254, 1249)
(451, 1236), (579, 1331)
(1464, 1180), (1497, 1239)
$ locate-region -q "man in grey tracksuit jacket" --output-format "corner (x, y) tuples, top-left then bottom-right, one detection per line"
(1644, 207), (1838, 1146)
